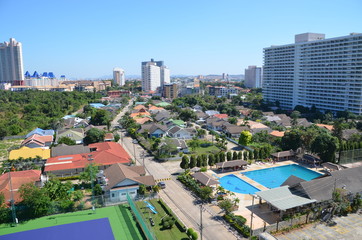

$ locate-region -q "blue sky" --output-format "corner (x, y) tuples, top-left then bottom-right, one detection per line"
(1, 0), (361, 78)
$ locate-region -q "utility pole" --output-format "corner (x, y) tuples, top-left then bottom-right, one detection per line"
(200, 203), (204, 240)
(133, 140), (138, 164)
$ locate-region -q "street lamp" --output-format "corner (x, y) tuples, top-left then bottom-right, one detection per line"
(88, 154), (95, 213)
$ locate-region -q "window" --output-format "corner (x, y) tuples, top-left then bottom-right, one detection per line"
(121, 193), (126, 196)
(111, 193), (115, 198)
(129, 191), (136, 194)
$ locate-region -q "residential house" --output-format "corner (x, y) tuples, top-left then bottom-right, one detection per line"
(223, 124), (249, 138)
(130, 111), (151, 118)
(21, 134), (53, 148)
(135, 117), (153, 125)
(138, 123), (168, 138)
(154, 111), (171, 122)
(56, 128), (85, 144)
(102, 163), (155, 202)
(269, 130), (285, 138)
(9, 146), (50, 160)
(205, 110), (220, 117)
(265, 114), (292, 128)
(206, 118), (228, 131)
(160, 138), (189, 153)
(148, 105), (165, 114)
(85, 125), (108, 132)
(315, 124), (334, 131)
(296, 118), (312, 128)
(104, 133), (115, 142)
(26, 128), (54, 138)
(342, 129), (361, 140)
(44, 142), (131, 177)
(246, 121), (272, 134)
(51, 144), (91, 157)
(0, 170), (41, 205)
(164, 119), (186, 128)
(133, 104), (147, 112)
(193, 105), (203, 111)
(167, 126), (196, 139)
(214, 114), (229, 120)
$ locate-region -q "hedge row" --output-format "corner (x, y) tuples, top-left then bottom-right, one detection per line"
(223, 213), (250, 238)
(158, 199), (186, 232)
(57, 175), (80, 181)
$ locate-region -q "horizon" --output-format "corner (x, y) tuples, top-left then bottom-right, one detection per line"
(1, 0), (361, 79)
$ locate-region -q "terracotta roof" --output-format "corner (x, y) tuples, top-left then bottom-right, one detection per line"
(45, 142), (131, 172)
(315, 124), (334, 131)
(214, 114), (229, 119)
(149, 105), (165, 111)
(9, 146), (50, 160)
(135, 117), (152, 125)
(130, 112), (151, 118)
(22, 134), (53, 147)
(104, 133), (114, 141)
(103, 163), (155, 191)
(0, 170), (41, 204)
(269, 130), (285, 137)
(133, 105), (146, 110)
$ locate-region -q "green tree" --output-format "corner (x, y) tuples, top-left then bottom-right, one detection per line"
(237, 151), (242, 160)
(189, 155), (197, 168)
(19, 183), (51, 218)
(179, 109), (197, 122)
(232, 151), (238, 160)
(311, 133), (339, 163)
(208, 154), (215, 166)
(218, 199), (234, 214)
(226, 152), (232, 161)
(228, 117), (237, 125)
(238, 130), (252, 146)
(72, 190), (84, 202)
(249, 150), (254, 160)
(219, 152), (225, 162)
(93, 184), (103, 196)
(199, 186), (213, 201)
(188, 139), (201, 152)
(44, 178), (72, 200)
(180, 155), (190, 170)
(243, 151), (248, 160)
(281, 129), (302, 151)
(84, 128), (105, 144)
(114, 133), (120, 142)
(0, 193), (10, 224)
(79, 163), (98, 183)
(90, 109), (111, 126)
(57, 136), (76, 145)
(196, 155), (202, 167)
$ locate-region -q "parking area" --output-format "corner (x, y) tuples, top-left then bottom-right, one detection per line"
(275, 213), (362, 240)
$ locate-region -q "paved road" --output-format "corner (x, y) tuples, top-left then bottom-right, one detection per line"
(111, 101), (239, 240)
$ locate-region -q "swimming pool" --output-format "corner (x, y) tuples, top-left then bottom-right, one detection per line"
(243, 164), (322, 189)
(219, 174), (260, 194)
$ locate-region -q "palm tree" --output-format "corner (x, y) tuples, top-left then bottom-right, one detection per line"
(152, 185), (161, 193)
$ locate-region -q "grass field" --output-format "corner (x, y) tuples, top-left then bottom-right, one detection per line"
(189, 145), (220, 155)
(0, 139), (22, 161)
(135, 199), (189, 240)
(0, 205), (144, 240)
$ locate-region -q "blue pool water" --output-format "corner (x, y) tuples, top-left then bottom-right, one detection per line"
(243, 164), (322, 189)
(219, 174), (260, 194)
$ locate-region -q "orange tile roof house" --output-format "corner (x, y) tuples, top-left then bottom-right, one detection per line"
(0, 170), (41, 205)
(316, 124), (334, 131)
(44, 142), (131, 177)
(21, 134), (53, 148)
(214, 114), (229, 119)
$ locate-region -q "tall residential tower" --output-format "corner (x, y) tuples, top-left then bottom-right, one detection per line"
(263, 33), (362, 114)
(113, 68), (125, 86)
(141, 59), (170, 92)
(0, 38), (24, 84)
(244, 66), (262, 88)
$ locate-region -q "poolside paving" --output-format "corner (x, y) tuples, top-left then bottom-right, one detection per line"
(210, 160), (326, 230)
(275, 213), (362, 240)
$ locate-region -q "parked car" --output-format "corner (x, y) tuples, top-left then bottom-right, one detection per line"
(158, 182), (166, 189)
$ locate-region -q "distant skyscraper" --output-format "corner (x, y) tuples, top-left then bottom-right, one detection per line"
(113, 68), (125, 86)
(141, 59), (170, 91)
(0, 38), (24, 84)
(244, 66), (262, 88)
(263, 32), (362, 114)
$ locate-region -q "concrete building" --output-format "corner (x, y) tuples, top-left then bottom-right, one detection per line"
(0, 38), (24, 84)
(244, 65), (262, 88)
(263, 33), (362, 114)
(113, 67), (125, 86)
(163, 83), (179, 99)
(141, 59), (170, 91)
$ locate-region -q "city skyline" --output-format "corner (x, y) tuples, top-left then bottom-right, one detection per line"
(0, 0), (361, 79)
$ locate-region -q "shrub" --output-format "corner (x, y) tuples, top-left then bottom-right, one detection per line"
(57, 176), (80, 181)
(200, 167), (207, 172)
(162, 216), (175, 229)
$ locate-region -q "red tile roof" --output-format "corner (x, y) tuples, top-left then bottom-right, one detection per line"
(44, 142), (131, 172)
(22, 134), (53, 147)
(214, 114), (229, 119)
(0, 170), (41, 205)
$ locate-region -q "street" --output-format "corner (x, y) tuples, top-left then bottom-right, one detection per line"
(112, 100), (239, 240)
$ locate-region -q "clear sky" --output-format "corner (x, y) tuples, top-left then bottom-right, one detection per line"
(1, 0), (361, 79)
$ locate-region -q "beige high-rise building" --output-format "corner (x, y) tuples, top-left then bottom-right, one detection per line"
(0, 38), (24, 84)
(113, 68), (125, 86)
(163, 83), (179, 99)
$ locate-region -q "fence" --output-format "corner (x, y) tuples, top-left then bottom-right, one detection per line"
(338, 149), (362, 165)
(126, 193), (157, 240)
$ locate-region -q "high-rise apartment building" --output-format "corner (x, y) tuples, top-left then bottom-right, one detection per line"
(113, 68), (125, 86)
(163, 83), (179, 99)
(244, 66), (262, 88)
(263, 33), (362, 114)
(0, 38), (24, 84)
(141, 59), (170, 91)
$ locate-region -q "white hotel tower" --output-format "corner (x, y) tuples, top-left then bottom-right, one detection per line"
(141, 59), (170, 92)
(0, 38), (24, 84)
(263, 33), (362, 114)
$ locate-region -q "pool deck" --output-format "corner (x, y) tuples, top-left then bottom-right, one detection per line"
(209, 160), (325, 230)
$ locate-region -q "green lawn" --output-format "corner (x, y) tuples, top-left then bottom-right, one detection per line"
(0, 205), (144, 240)
(135, 199), (189, 240)
(189, 145), (220, 155)
(0, 139), (22, 161)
